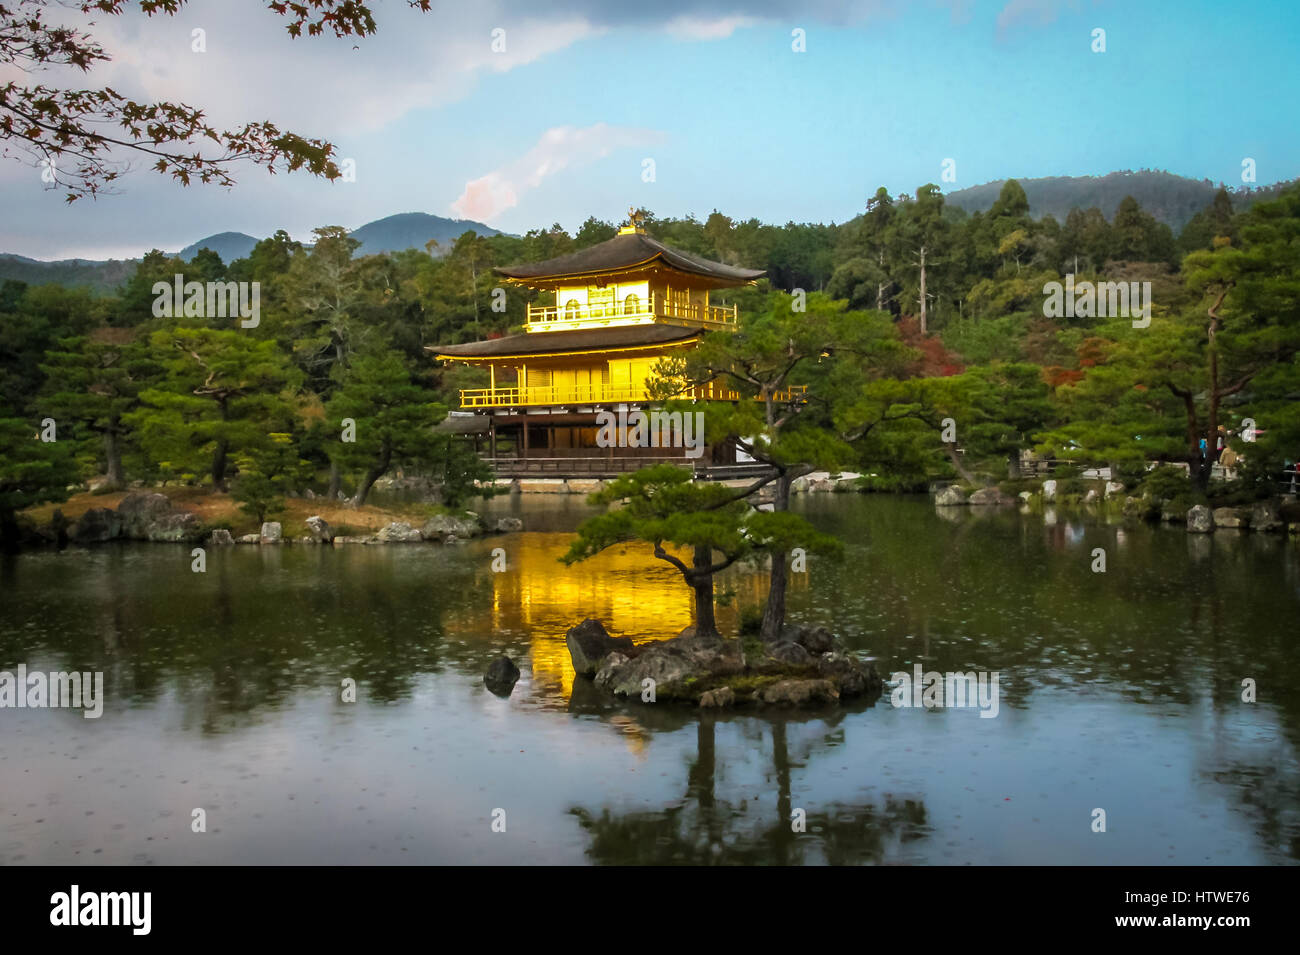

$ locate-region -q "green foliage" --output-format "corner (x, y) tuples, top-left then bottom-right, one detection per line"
(428, 434), (496, 509)
(231, 433), (314, 525)
(564, 464), (751, 567)
(0, 409), (77, 539)
(325, 348), (447, 506)
(4, 178), (1300, 529)
(129, 326), (302, 487)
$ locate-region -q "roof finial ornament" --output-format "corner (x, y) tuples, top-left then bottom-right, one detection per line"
(626, 206), (645, 232)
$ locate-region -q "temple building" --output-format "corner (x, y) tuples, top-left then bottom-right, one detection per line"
(430, 214), (793, 475)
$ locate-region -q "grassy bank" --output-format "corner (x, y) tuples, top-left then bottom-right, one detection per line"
(22, 487), (465, 539)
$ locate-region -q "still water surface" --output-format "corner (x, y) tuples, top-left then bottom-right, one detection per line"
(2, 496), (1298, 864)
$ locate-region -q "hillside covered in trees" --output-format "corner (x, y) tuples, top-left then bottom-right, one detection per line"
(946, 170), (1293, 232)
(2, 179), (1298, 543)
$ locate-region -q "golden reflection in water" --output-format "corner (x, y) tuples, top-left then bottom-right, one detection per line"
(447, 532), (805, 698)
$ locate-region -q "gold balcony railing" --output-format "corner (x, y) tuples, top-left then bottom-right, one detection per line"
(525, 292), (738, 331)
(459, 382), (808, 409)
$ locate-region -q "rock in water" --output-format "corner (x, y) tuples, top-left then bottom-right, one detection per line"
(1212, 507), (1246, 528)
(565, 619), (635, 677)
(817, 652), (882, 697)
(1186, 504), (1214, 533)
(484, 656), (521, 696)
(1251, 502), (1283, 532)
(935, 485), (967, 507)
(260, 521), (282, 543)
(209, 528), (235, 546)
(495, 517), (524, 532)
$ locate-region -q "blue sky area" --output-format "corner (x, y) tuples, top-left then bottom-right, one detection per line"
(2, 0), (1296, 258)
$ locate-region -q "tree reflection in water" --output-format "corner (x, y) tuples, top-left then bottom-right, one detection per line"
(571, 711), (931, 865)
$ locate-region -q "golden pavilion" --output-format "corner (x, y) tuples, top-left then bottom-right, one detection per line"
(430, 213), (783, 475)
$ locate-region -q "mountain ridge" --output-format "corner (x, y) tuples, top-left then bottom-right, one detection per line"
(943, 170), (1293, 231)
(1, 212), (502, 291)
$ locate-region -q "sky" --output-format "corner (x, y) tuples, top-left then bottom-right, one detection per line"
(1, 0), (1298, 260)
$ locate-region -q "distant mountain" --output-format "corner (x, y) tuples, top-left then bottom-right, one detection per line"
(0, 212), (501, 291)
(178, 231), (260, 262)
(349, 212), (499, 255)
(0, 253), (137, 293)
(945, 171), (1295, 231)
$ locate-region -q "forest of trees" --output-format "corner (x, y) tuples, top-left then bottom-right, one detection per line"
(2, 179), (1299, 544)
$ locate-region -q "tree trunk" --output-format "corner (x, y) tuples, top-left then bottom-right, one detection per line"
(945, 443), (977, 485)
(690, 544), (720, 639)
(212, 438), (229, 490)
(103, 427), (124, 489)
(212, 398), (230, 490)
(350, 444), (391, 508)
(760, 554), (788, 643)
(759, 472), (794, 643)
(327, 459), (341, 499)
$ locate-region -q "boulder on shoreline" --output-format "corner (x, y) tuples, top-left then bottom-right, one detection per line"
(935, 485), (967, 507)
(421, 513), (481, 542)
(593, 629), (744, 698)
(114, 491), (202, 543)
(1186, 505), (1214, 533)
(1251, 501), (1282, 532)
(1213, 507), (1247, 529)
(71, 507), (122, 543)
(376, 521), (422, 542)
(782, 623), (837, 655)
(969, 487), (1017, 506)
(565, 619), (635, 677)
(305, 516), (334, 542)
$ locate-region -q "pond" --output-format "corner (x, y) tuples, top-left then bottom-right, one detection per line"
(1, 495), (1297, 864)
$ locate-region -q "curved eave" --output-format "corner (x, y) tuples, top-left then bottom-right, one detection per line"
(495, 255), (762, 291)
(430, 338), (699, 363)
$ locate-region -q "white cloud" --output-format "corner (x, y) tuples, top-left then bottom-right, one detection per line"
(8, 0), (601, 139)
(663, 15), (761, 40)
(451, 123), (666, 222)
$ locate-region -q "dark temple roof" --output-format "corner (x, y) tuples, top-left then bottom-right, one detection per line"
(429, 323), (702, 359)
(493, 231), (764, 286)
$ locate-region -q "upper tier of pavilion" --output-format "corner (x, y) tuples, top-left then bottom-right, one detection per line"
(492, 222), (764, 334)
